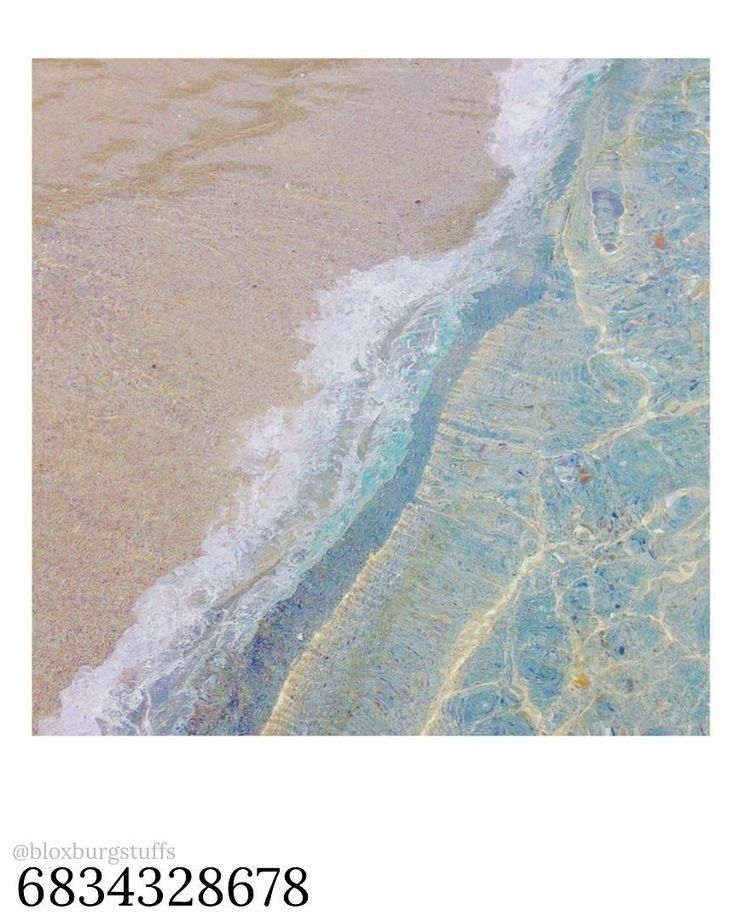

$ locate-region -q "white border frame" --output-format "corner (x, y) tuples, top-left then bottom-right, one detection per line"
(1, 3), (731, 918)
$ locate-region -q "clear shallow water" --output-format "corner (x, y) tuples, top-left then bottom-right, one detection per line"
(42, 59), (708, 735)
(257, 60), (709, 736)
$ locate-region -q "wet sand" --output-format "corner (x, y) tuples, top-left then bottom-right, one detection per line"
(33, 58), (508, 725)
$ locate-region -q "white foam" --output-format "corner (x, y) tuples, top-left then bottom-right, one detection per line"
(39, 59), (605, 734)
(492, 59), (594, 171)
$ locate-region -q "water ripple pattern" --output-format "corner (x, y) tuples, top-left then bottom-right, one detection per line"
(262, 60), (709, 736)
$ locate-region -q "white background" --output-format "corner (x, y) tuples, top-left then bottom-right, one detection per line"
(1, 2), (732, 918)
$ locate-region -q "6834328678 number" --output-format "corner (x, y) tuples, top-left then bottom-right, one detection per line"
(17, 865), (309, 908)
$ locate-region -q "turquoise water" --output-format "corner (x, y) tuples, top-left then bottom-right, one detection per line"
(255, 59), (709, 736)
(41, 59), (709, 736)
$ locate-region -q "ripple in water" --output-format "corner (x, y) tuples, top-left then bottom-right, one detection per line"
(259, 59), (709, 736)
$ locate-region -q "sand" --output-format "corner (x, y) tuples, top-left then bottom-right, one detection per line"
(32, 58), (508, 725)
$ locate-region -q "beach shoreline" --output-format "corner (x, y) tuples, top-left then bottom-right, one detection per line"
(33, 58), (508, 725)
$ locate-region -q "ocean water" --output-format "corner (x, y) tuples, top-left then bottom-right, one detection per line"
(40, 59), (709, 736)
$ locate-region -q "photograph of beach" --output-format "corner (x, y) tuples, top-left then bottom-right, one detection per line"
(33, 58), (709, 735)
